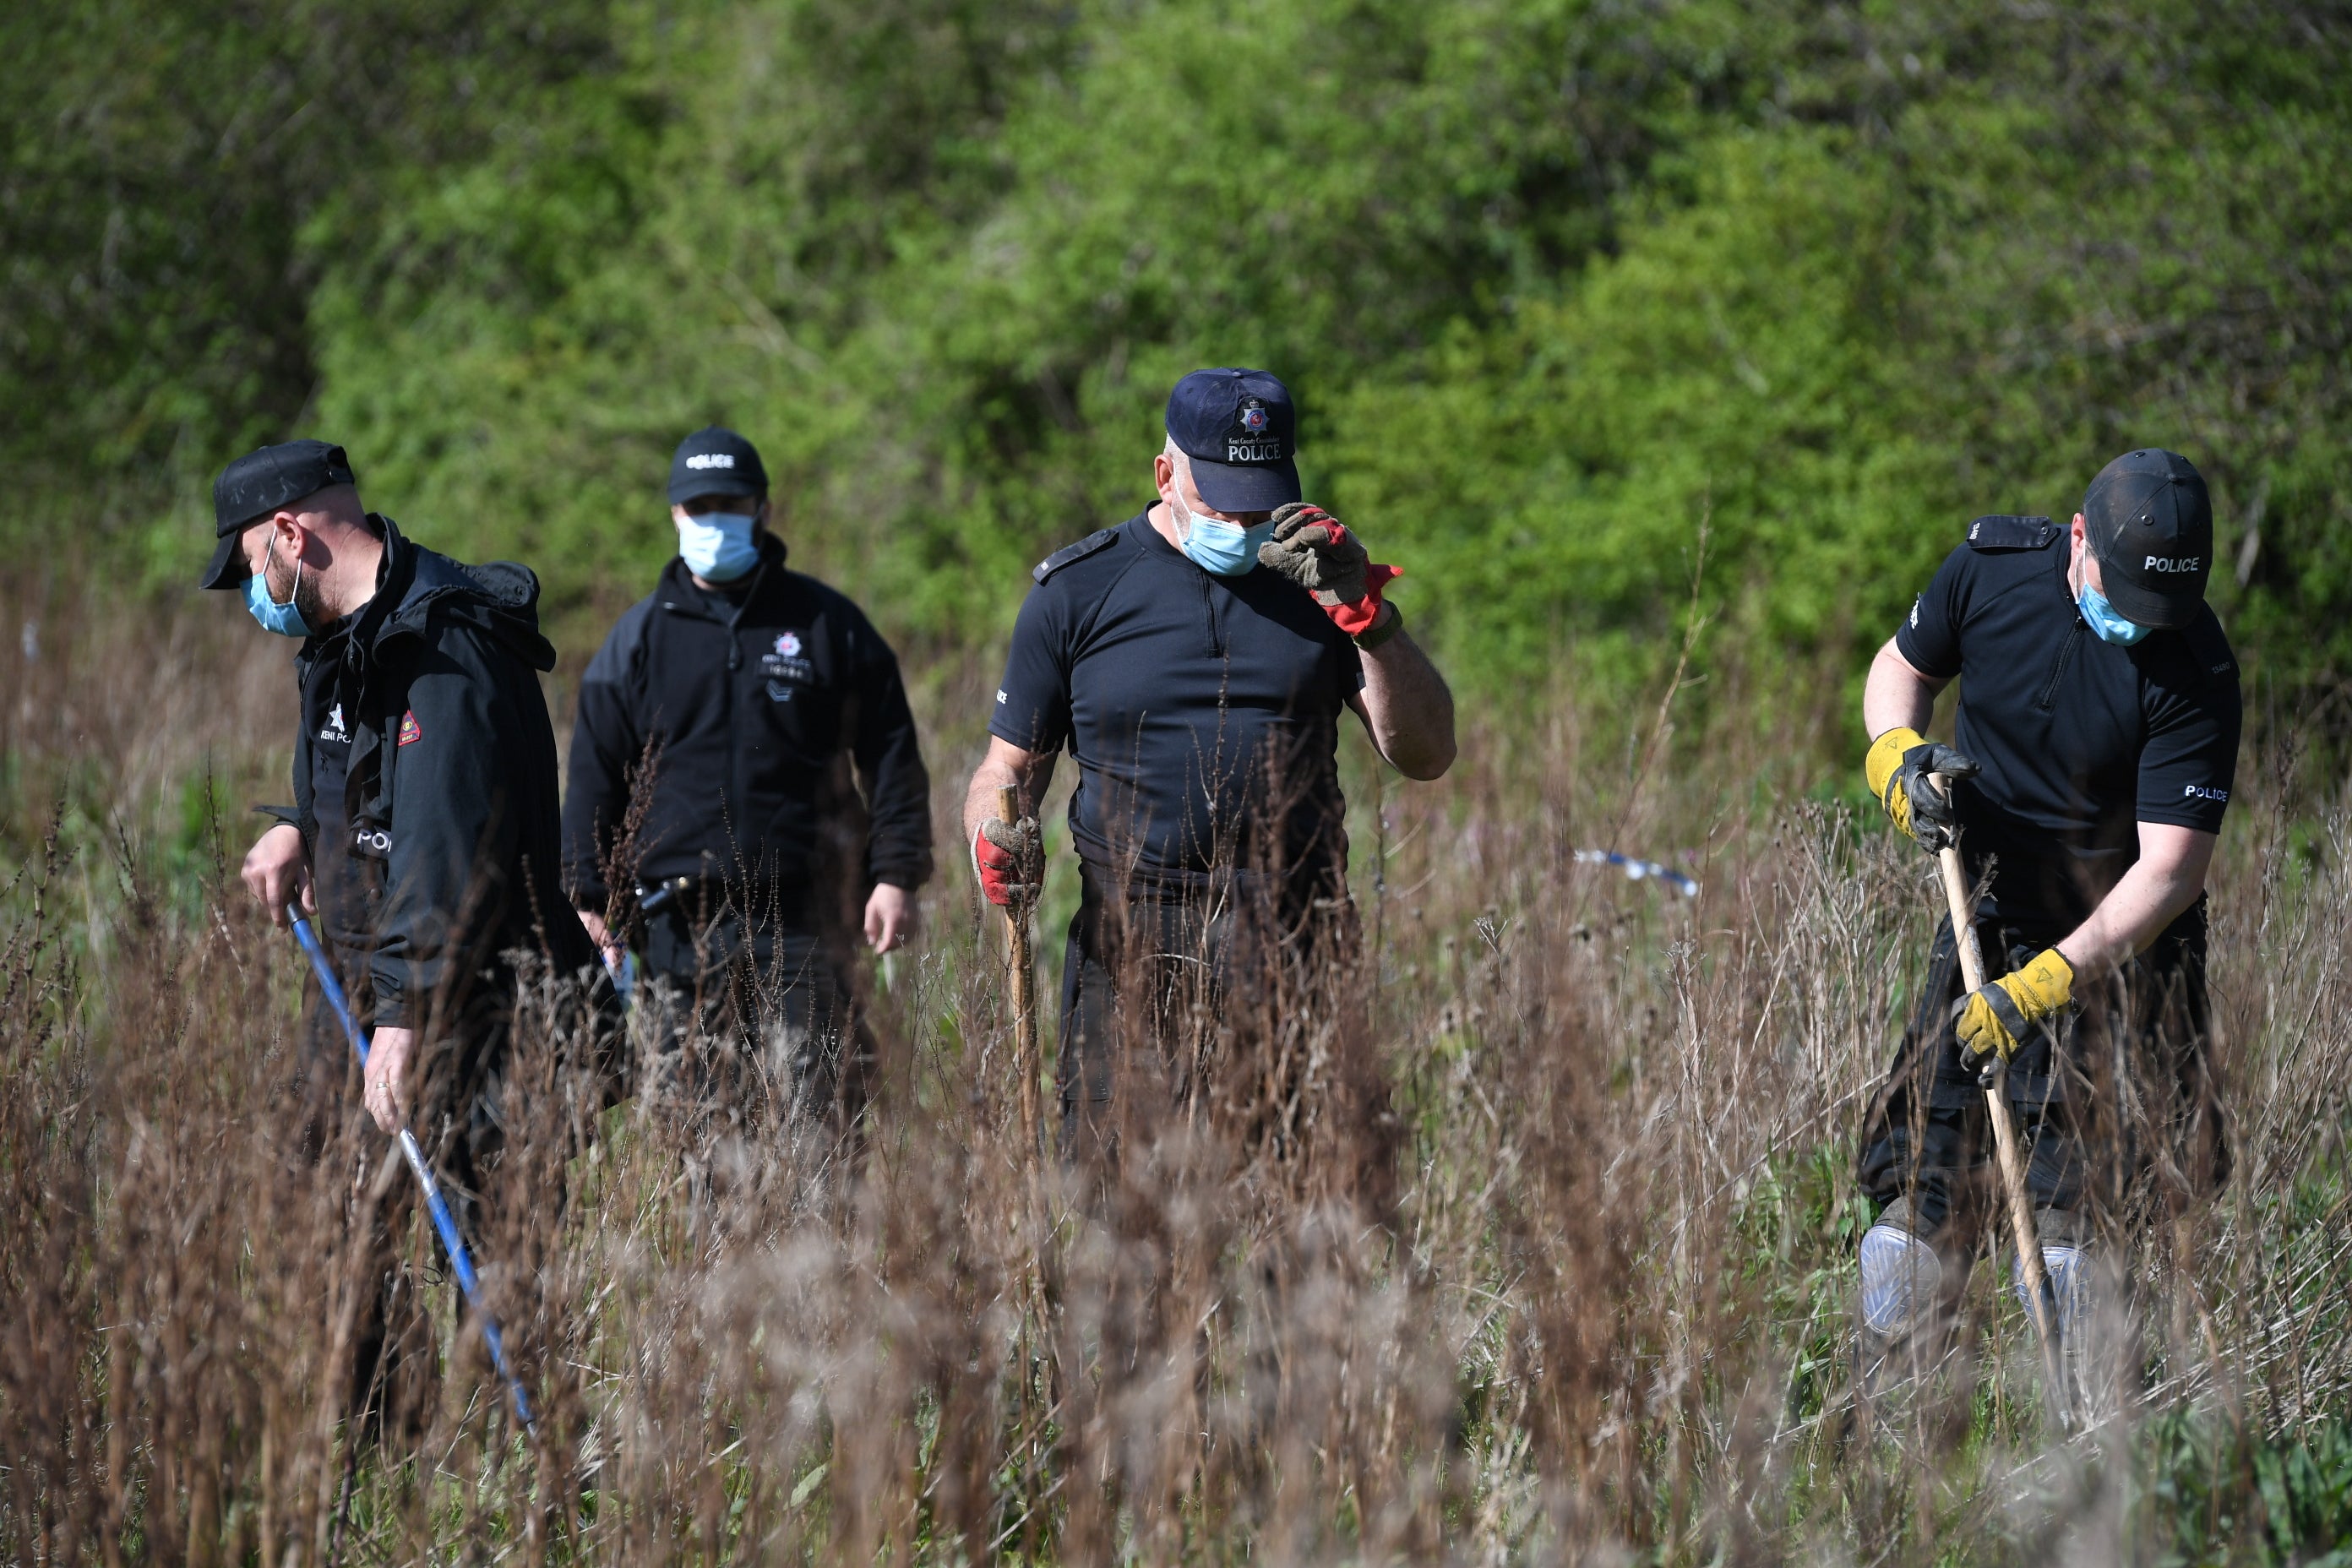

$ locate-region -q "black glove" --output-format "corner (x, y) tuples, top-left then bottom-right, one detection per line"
(1865, 726), (1980, 852)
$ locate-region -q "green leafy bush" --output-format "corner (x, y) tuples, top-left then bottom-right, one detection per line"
(7, 0), (2350, 729)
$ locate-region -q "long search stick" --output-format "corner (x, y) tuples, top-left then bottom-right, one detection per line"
(997, 787), (1043, 1175)
(994, 787), (1054, 1540)
(1927, 785), (2073, 1432)
(289, 912), (538, 1438)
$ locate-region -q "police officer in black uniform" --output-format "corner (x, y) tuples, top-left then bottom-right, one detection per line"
(563, 427), (933, 1121)
(1854, 449), (2241, 1398)
(966, 368), (1456, 1157)
(209, 438), (598, 1431)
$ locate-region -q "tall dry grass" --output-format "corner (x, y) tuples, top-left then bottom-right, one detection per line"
(3, 580), (2350, 1564)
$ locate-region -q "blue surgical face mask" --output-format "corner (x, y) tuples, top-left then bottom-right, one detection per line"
(1172, 487), (1276, 577)
(244, 536), (313, 638)
(2077, 581), (2149, 646)
(678, 509), (761, 582)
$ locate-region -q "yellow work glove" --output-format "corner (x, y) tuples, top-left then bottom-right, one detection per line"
(1955, 947), (2074, 1078)
(1865, 726), (1979, 852)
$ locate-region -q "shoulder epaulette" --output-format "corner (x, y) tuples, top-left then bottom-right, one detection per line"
(1964, 514), (2058, 551)
(1032, 526), (1123, 584)
(2179, 612), (2238, 683)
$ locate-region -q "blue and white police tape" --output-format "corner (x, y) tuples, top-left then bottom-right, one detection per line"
(1573, 849), (1699, 899)
(287, 910), (537, 1437)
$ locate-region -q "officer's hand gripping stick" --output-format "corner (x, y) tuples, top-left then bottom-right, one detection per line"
(288, 910), (538, 1438)
(1927, 776), (2075, 1433)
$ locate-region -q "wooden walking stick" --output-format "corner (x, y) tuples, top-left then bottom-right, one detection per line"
(993, 787), (1054, 1537)
(997, 786), (1043, 1179)
(1930, 774), (2075, 1431)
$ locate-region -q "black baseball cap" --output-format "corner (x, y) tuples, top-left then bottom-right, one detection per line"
(199, 439), (357, 590)
(2082, 449), (2213, 629)
(667, 426), (768, 504)
(1164, 368), (1301, 514)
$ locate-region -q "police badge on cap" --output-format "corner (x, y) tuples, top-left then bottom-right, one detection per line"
(1163, 368), (1302, 514)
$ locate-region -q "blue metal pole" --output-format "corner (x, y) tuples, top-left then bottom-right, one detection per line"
(289, 911), (537, 1437)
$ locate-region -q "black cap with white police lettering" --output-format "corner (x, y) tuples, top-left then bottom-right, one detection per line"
(667, 426), (768, 504)
(1164, 368), (1301, 514)
(199, 438), (357, 589)
(2082, 448), (2213, 630)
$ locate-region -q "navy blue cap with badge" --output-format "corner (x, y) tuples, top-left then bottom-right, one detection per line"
(1164, 368), (1302, 514)
(668, 426), (769, 504)
(2082, 448), (2213, 630)
(199, 439), (358, 590)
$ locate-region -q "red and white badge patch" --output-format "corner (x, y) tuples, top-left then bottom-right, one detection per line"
(397, 710), (423, 747)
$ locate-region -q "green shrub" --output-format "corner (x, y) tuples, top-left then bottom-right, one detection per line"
(7, 0), (2350, 732)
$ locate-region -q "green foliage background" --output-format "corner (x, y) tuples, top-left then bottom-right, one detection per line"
(7, 0), (2349, 724)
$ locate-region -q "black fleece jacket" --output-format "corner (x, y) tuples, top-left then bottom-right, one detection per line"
(288, 517), (596, 1031)
(562, 538), (933, 920)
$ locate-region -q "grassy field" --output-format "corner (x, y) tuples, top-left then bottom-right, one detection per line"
(4, 580), (2352, 1565)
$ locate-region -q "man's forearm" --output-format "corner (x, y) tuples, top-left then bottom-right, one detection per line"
(1358, 629), (1456, 780)
(961, 756), (1019, 847)
(564, 687), (637, 905)
(2056, 858), (2205, 980)
(854, 668), (936, 890)
(961, 743), (1054, 846)
(864, 761), (937, 890)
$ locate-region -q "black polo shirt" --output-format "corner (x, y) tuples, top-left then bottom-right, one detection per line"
(991, 512), (1364, 883)
(1894, 514), (2241, 932)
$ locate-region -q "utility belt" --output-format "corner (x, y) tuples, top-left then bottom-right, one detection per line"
(633, 874), (818, 934)
(1072, 857), (1351, 963)
(1074, 852), (1348, 908)
(634, 874), (696, 921)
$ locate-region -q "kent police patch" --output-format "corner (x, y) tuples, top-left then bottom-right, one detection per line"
(1226, 398), (1284, 461)
(762, 630), (816, 687)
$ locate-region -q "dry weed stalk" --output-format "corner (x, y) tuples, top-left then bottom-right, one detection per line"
(1, 585), (2348, 1564)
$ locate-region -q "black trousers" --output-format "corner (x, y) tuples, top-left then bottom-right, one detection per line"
(637, 895), (869, 1124)
(1857, 900), (2228, 1250)
(1055, 858), (1358, 1161)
